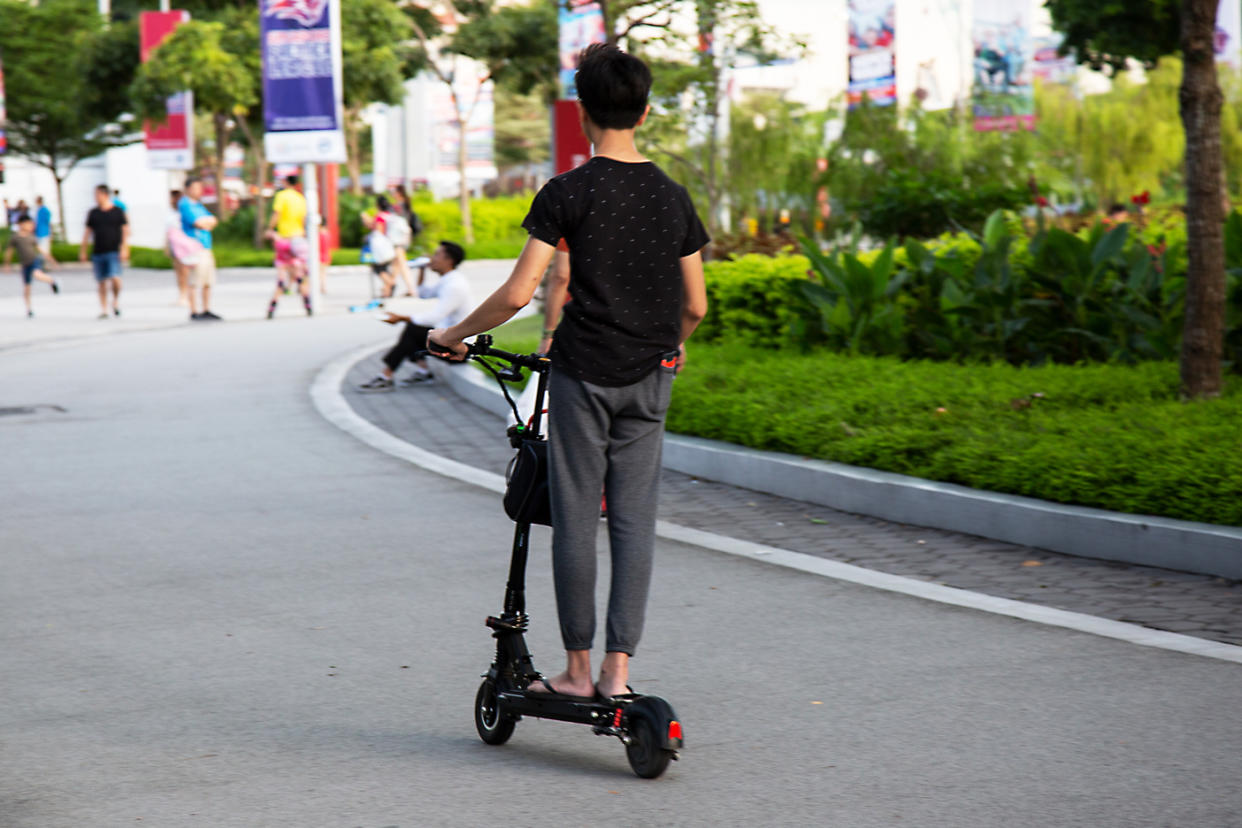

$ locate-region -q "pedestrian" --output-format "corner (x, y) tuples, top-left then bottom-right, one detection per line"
(390, 185), (420, 295)
(317, 214), (332, 293)
(33, 196), (57, 267)
(165, 189), (198, 307)
(268, 174), (306, 243)
(428, 43), (708, 701)
(362, 195), (397, 301)
(358, 241), (471, 391)
(179, 177), (222, 321)
(112, 189), (127, 213)
(3, 214), (60, 317)
(264, 229), (312, 318)
(78, 184), (129, 319)
(12, 199), (30, 226)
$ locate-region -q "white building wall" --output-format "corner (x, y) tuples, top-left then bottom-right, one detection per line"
(2, 143), (180, 247)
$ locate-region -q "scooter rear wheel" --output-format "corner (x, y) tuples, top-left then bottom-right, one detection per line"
(474, 678), (516, 745)
(624, 709), (673, 779)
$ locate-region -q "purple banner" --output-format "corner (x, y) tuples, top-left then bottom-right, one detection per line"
(261, 0), (338, 134)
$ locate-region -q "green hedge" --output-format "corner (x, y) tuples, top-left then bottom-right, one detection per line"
(48, 242), (364, 269)
(341, 193), (531, 259)
(667, 344), (1242, 526)
(694, 210), (1242, 370)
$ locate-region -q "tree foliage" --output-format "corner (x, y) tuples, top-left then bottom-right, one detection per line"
(0, 0), (140, 232)
(1045, 0), (1180, 73)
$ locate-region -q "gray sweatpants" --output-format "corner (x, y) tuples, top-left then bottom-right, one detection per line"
(547, 364), (675, 655)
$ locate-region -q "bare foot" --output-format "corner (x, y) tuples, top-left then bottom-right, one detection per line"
(528, 671), (594, 699)
(596, 653), (632, 699)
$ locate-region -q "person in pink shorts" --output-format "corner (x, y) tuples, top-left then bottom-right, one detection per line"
(265, 230), (312, 318)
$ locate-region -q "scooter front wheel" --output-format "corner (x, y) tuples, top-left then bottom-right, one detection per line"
(474, 678), (516, 745)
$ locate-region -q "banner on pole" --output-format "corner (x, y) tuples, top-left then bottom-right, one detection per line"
(261, 0), (346, 163)
(972, 0), (1034, 131)
(140, 11), (194, 170)
(558, 1), (605, 100)
(847, 0), (896, 107)
(1031, 34), (1076, 87)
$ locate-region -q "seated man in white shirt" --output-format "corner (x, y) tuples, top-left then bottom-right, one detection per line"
(359, 241), (472, 391)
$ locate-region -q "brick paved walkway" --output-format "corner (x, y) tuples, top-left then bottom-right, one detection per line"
(344, 353), (1242, 648)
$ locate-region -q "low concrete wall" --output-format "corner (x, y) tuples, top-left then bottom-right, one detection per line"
(430, 359), (1242, 580)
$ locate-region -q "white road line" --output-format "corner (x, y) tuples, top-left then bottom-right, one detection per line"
(311, 346), (1242, 667)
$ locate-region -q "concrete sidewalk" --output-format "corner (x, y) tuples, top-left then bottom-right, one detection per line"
(343, 353), (1242, 649)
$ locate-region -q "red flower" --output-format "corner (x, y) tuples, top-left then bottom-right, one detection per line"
(1034, 196), (1049, 207)
(1131, 191), (1151, 205)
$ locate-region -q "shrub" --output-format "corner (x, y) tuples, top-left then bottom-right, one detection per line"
(695, 254), (812, 345)
(854, 168), (1029, 239)
(667, 344), (1242, 526)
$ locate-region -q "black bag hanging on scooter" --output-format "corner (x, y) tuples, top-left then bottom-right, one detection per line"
(504, 437), (552, 526)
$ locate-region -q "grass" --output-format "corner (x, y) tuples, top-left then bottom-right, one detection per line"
(47, 242), (367, 270)
(666, 344), (1242, 526)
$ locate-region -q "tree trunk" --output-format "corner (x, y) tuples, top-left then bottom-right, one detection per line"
(345, 106), (365, 196)
(252, 158), (269, 248)
(458, 115), (474, 244)
(1179, 0), (1227, 398)
(214, 113), (231, 220)
(52, 168), (67, 243)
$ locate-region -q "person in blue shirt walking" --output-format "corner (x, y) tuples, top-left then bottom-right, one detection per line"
(33, 196), (57, 267)
(179, 177), (221, 321)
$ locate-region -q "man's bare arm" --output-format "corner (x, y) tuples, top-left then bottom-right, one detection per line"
(676, 250), (708, 369)
(539, 249), (571, 353)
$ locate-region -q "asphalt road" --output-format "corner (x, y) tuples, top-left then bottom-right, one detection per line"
(3, 295), (1241, 826)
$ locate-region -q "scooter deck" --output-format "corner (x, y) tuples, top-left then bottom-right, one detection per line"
(497, 689), (629, 726)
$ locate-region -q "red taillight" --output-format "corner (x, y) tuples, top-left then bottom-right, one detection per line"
(668, 721), (682, 741)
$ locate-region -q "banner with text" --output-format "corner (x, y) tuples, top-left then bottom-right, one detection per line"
(558, 0), (606, 100)
(261, 0), (346, 163)
(140, 11), (194, 170)
(847, 0), (896, 107)
(972, 0), (1034, 131)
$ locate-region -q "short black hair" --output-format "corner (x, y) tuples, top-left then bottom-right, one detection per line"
(17, 215), (33, 224)
(439, 240), (465, 268)
(95, 184), (110, 195)
(575, 43), (651, 130)
(376, 194), (391, 211)
(286, 174), (299, 187)
(185, 176), (202, 187)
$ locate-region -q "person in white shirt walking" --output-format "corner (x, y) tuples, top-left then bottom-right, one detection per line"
(359, 241), (472, 391)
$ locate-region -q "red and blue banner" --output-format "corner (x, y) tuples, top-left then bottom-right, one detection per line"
(261, 0), (346, 163)
(141, 11), (194, 170)
(848, 0), (896, 107)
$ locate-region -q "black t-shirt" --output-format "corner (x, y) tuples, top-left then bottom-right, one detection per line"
(522, 157), (709, 386)
(85, 206), (127, 254)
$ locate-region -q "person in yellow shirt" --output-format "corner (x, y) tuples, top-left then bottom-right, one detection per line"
(268, 175), (307, 240)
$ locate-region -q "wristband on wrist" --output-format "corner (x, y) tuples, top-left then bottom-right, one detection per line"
(542, 328), (556, 337)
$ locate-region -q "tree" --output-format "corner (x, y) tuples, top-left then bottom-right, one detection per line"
(616, 0), (801, 237)
(341, 0), (419, 196)
(1047, 0), (1226, 398)
(408, 0), (556, 243)
(131, 18), (258, 219)
(0, 0), (139, 236)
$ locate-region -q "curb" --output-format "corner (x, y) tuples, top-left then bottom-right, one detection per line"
(429, 357), (1242, 581)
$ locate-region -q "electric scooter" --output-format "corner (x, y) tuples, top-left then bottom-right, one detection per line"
(439, 334), (684, 779)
